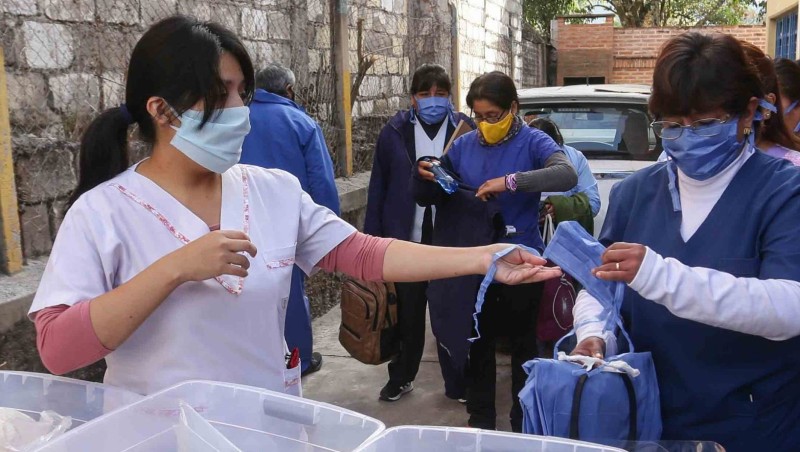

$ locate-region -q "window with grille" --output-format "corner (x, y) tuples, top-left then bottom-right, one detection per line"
(776, 11), (798, 60)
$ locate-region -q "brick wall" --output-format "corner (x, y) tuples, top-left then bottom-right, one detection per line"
(554, 16), (767, 86)
(612, 25), (767, 84)
(552, 15), (615, 85)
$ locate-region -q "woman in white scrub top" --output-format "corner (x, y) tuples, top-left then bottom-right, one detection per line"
(29, 16), (560, 397)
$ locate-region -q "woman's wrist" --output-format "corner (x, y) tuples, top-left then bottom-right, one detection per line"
(505, 173), (518, 192)
(154, 252), (188, 288)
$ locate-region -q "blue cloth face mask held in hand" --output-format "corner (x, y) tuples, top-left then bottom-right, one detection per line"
(519, 221), (662, 445)
(170, 106), (252, 174)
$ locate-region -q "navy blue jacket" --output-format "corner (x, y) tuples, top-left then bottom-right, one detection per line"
(364, 110), (473, 239)
(241, 90), (340, 214)
(426, 186), (504, 372)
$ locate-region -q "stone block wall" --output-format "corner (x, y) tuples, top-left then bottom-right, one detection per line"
(2, 0), (542, 260)
(0, 0), (338, 258)
(457, 0), (529, 109)
(553, 15), (767, 86)
(521, 23), (547, 89)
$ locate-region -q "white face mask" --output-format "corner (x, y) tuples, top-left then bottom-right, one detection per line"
(169, 106), (251, 173)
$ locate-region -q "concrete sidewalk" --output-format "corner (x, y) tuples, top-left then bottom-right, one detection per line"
(302, 307), (514, 431)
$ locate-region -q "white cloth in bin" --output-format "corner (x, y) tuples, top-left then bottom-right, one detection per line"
(29, 164), (355, 396)
(0, 407), (72, 451)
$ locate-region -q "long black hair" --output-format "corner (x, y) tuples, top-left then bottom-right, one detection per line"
(68, 15), (255, 209)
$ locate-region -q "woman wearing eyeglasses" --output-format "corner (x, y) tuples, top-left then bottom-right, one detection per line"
(414, 71), (577, 432)
(571, 33), (800, 450)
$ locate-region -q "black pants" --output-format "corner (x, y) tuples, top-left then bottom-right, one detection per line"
(466, 282), (543, 432)
(387, 281), (428, 386)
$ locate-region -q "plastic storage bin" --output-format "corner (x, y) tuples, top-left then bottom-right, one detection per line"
(355, 426), (627, 452)
(38, 380), (385, 451)
(0, 371), (142, 428)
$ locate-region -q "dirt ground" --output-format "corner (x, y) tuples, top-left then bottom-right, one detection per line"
(0, 271), (343, 383)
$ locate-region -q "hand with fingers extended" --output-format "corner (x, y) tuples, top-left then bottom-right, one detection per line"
(571, 336), (607, 360)
(592, 242), (647, 284)
(168, 230), (258, 283)
(484, 244), (563, 285)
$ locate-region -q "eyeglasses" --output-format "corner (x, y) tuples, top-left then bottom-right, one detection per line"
(472, 110), (509, 124)
(651, 116), (733, 140)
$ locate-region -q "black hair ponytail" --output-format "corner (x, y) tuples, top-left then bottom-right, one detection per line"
(67, 108), (131, 209)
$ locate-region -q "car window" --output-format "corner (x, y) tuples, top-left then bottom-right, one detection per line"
(521, 103), (660, 161)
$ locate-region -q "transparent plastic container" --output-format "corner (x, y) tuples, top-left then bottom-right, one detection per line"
(355, 426), (627, 452)
(0, 371), (142, 428)
(37, 380), (385, 451)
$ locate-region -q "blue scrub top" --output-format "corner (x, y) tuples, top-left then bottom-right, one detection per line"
(447, 126), (561, 251)
(601, 153), (800, 451)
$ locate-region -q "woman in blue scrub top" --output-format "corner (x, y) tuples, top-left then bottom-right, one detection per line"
(572, 33), (800, 451)
(415, 71), (577, 432)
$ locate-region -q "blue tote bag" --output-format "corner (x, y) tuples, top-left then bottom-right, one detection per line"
(519, 221), (662, 447)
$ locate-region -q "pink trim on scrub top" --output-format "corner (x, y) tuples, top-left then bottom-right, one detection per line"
(110, 169), (251, 295)
(33, 232), (392, 375)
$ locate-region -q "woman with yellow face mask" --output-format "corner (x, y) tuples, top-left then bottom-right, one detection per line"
(414, 71), (577, 432)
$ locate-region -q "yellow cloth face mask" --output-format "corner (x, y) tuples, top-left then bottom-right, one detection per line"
(477, 111), (514, 144)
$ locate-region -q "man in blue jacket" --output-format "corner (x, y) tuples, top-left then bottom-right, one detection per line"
(241, 63), (340, 376)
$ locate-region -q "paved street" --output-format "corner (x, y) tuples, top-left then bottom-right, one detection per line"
(303, 308), (514, 431)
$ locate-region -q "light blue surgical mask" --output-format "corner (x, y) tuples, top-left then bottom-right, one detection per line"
(662, 117), (745, 182)
(415, 96), (451, 124)
(170, 106), (251, 174)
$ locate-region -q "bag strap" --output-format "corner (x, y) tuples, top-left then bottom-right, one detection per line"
(569, 371), (638, 443)
(554, 283), (635, 358)
(543, 213), (555, 245)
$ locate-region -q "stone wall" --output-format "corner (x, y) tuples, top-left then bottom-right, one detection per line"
(520, 22), (548, 89)
(457, 0), (528, 109)
(553, 15), (767, 86)
(1, 0), (545, 260)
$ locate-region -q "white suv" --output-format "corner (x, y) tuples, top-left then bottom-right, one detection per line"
(518, 84), (660, 234)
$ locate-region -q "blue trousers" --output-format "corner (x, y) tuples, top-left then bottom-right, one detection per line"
(285, 266), (314, 373)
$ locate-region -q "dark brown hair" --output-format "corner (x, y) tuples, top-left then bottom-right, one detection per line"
(741, 42), (799, 150)
(530, 117), (564, 146)
(775, 58), (800, 104)
(466, 71), (518, 110)
(649, 33), (762, 119)
(410, 63), (452, 94)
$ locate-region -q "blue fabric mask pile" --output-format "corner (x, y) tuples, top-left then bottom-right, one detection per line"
(515, 222), (662, 446)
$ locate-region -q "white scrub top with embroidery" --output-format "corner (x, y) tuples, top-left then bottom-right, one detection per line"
(29, 164), (356, 396)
